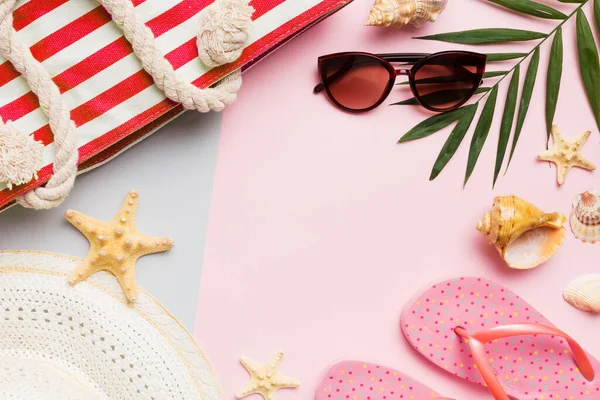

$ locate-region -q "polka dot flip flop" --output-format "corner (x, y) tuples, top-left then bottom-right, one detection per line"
(315, 361), (453, 400)
(401, 277), (600, 400)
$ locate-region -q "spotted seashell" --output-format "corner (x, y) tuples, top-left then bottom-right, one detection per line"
(563, 274), (600, 313)
(570, 189), (600, 243)
(365, 0), (448, 29)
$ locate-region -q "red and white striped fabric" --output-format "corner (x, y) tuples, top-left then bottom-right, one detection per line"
(0, 0), (351, 209)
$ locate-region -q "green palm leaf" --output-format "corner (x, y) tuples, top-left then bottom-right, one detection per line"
(507, 48), (540, 169)
(465, 86), (499, 185)
(398, 107), (468, 143)
(430, 105), (478, 180)
(397, 0), (598, 185)
(486, 53), (528, 62)
(576, 9), (600, 131)
(484, 71), (509, 78)
(487, 0), (567, 19)
(415, 29), (546, 44)
(494, 66), (520, 186)
(596, 0), (600, 30)
(392, 88), (490, 106)
(546, 27), (563, 141)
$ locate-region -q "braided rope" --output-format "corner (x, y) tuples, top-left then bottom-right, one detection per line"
(0, 0), (78, 209)
(100, 0), (251, 112)
(0, 0), (251, 209)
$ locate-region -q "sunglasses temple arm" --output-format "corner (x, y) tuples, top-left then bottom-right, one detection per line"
(314, 82), (325, 93)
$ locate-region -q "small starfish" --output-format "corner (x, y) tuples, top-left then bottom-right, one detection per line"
(538, 125), (596, 185)
(236, 352), (300, 400)
(65, 190), (174, 302)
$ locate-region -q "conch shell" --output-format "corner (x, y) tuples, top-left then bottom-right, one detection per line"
(477, 195), (566, 270)
(570, 189), (600, 243)
(365, 0), (448, 29)
(563, 274), (600, 313)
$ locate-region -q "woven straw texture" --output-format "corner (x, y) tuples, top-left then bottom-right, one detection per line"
(0, 250), (222, 400)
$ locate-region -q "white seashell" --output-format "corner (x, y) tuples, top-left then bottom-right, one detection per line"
(563, 274), (600, 313)
(570, 189), (600, 243)
(365, 0), (448, 29)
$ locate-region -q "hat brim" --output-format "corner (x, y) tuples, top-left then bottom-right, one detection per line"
(0, 250), (222, 400)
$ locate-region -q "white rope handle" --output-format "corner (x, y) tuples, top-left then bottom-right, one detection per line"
(99, 0), (252, 112)
(0, 0), (253, 209)
(0, 0), (78, 209)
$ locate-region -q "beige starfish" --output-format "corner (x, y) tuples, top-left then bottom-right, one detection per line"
(65, 190), (174, 303)
(538, 125), (596, 185)
(236, 352), (300, 400)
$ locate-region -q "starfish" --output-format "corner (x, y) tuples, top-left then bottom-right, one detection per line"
(538, 125), (596, 185)
(65, 190), (174, 303)
(236, 352), (300, 400)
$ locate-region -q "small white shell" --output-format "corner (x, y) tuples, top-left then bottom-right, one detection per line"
(570, 189), (600, 243)
(365, 0), (448, 29)
(563, 274), (600, 313)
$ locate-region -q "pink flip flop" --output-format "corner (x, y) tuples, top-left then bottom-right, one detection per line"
(401, 277), (600, 400)
(315, 360), (453, 400)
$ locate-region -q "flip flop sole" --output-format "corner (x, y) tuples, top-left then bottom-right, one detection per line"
(401, 277), (600, 399)
(316, 361), (444, 400)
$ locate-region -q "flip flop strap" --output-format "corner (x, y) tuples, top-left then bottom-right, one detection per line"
(455, 323), (595, 400)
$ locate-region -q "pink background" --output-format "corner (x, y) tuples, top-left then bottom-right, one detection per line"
(195, 1), (600, 399)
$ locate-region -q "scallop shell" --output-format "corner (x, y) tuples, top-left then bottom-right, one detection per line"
(365, 0), (448, 29)
(570, 189), (600, 243)
(563, 274), (600, 313)
(477, 195), (566, 270)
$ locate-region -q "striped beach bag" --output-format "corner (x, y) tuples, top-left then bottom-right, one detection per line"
(0, 0), (352, 211)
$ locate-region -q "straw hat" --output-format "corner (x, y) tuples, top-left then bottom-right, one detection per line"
(0, 250), (222, 400)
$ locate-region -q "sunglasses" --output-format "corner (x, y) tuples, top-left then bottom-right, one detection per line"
(314, 51), (487, 113)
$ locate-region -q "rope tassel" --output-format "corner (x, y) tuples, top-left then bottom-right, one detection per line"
(0, 120), (44, 190)
(197, 0), (254, 68)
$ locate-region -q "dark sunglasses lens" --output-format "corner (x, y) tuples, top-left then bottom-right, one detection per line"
(413, 54), (483, 111)
(321, 55), (392, 111)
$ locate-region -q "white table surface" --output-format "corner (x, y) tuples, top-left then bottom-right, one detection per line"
(0, 110), (222, 330)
